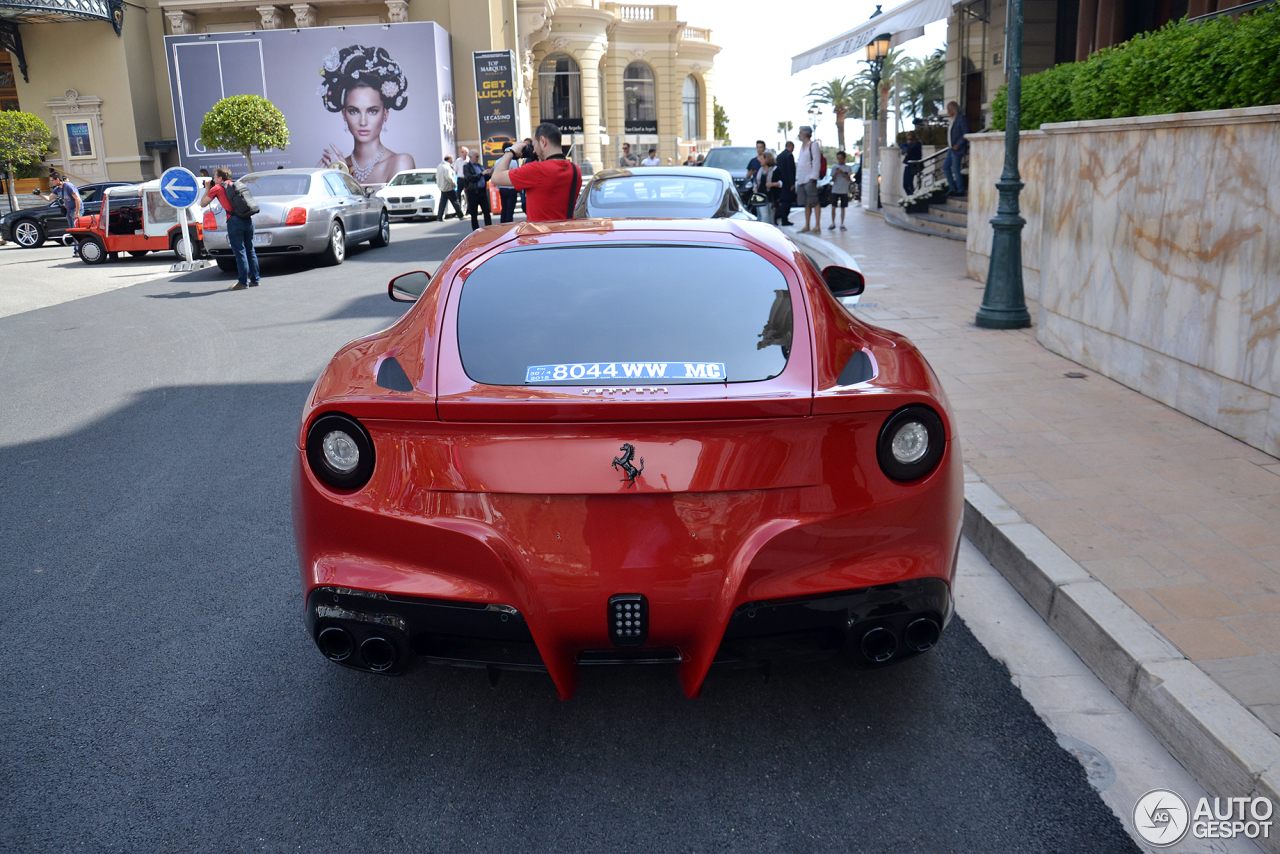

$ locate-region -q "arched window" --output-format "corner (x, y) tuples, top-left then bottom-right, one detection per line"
(539, 53), (582, 131)
(623, 62), (656, 133)
(682, 75), (700, 139)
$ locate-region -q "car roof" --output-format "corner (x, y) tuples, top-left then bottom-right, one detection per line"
(589, 166), (732, 183)
(243, 168), (326, 177)
(489, 217), (793, 257)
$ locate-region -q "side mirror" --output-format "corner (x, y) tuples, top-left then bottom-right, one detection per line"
(748, 192), (769, 206)
(823, 265), (865, 298)
(389, 270), (430, 303)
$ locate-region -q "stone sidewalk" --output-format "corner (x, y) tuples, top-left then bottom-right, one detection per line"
(797, 209), (1280, 736)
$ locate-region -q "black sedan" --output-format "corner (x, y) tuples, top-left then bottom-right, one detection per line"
(1, 182), (132, 248)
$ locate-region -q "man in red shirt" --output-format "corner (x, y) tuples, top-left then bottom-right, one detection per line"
(199, 166), (260, 291)
(490, 122), (581, 223)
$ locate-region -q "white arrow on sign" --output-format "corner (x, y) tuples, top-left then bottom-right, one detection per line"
(164, 176), (190, 195)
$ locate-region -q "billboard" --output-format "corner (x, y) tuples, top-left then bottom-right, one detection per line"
(472, 50), (518, 169)
(165, 22), (454, 183)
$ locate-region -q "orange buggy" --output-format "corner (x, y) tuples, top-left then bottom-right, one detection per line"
(66, 181), (204, 265)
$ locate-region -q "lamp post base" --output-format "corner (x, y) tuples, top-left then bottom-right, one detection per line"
(976, 176), (1032, 330)
(975, 303), (1032, 329)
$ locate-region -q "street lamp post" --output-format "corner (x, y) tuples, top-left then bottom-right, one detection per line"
(862, 25), (891, 211)
(975, 0), (1031, 329)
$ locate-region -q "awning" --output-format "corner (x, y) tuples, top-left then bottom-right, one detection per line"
(790, 0), (956, 75)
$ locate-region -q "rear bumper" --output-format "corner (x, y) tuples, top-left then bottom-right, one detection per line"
(205, 221), (328, 256)
(292, 420), (965, 699)
(305, 577), (953, 679)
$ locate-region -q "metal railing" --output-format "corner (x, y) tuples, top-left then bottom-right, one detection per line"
(1188, 0), (1274, 23)
(904, 148), (968, 199)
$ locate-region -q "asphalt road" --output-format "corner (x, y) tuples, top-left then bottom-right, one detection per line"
(0, 217), (1139, 853)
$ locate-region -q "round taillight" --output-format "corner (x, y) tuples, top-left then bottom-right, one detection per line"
(285, 207), (307, 226)
(202, 211), (217, 230)
(877, 405), (946, 482)
(306, 413), (375, 490)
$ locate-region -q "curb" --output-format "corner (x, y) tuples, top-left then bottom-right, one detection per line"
(963, 467), (1280, 852)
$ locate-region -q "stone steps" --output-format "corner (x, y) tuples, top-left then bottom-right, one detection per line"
(925, 203), (966, 225)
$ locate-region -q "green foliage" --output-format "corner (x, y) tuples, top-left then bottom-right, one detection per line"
(776, 120), (793, 142)
(806, 76), (868, 149)
(0, 111), (53, 168)
(898, 49), (945, 121)
(199, 95), (290, 172)
(991, 6), (1280, 130)
(713, 96), (729, 140)
(991, 62), (1081, 130)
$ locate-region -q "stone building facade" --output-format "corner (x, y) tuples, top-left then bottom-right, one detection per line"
(0, 0), (718, 182)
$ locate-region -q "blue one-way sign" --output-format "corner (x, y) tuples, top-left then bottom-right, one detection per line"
(159, 167), (200, 208)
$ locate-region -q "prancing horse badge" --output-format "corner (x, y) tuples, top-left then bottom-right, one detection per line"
(612, 443), (644, 489)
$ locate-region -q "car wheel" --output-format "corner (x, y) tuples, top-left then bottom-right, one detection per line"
(13, 219), (44, 248)
(215, 259), (237, 273)
(79, 237), (107, 265)
(320, 220), (346, 266)
(127, 250), (150, 258)
(370, 211), (390, 248)
(170, 231), (194, 258)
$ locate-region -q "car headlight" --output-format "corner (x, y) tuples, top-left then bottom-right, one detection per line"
(306, 412), (375, 490)
(876, 405), (946, 482)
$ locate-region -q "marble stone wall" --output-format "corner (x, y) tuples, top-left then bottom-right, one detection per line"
(1032, 106), (1280, 456)
(966, 130), (1046, 300)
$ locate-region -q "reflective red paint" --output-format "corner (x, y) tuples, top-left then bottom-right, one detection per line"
(293, 219), (963, 698)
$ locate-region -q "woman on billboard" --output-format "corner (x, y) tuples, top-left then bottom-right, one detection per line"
(316, 44), (415, 184)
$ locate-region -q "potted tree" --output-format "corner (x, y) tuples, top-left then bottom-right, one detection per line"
(199, 95), (290, 173)
(0, 110), (53, 214)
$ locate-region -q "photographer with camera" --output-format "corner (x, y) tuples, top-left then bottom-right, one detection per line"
(490, 123), (581, 223)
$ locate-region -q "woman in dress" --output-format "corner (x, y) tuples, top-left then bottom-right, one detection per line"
(316, 44), (415, 185)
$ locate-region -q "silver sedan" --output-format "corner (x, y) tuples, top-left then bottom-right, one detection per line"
(203, 168), (390, 270)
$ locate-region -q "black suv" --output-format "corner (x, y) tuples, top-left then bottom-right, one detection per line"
(1, 182), (133, 248)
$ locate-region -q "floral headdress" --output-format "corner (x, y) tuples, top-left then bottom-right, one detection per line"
(317, 44), (409, 112)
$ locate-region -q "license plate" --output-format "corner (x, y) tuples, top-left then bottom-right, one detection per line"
(393, 205), (412, 210)
(252, 233), (272, 246)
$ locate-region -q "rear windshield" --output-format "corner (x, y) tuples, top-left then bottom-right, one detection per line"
(589, 176), (722, 213)
(701, 148), (755, 171)
(456, 245), (793, 386)
(241, 174), (311, 196)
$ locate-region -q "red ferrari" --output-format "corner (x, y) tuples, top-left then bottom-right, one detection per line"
(292, 219), (963, 699)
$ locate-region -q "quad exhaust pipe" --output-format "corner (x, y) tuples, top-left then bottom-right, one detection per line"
(857, 615), (942, 664)
(314, 625), (400, 673)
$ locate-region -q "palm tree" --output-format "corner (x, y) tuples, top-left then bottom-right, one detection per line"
(900, 48), (945, 122)
(805, 77), (868, 151)
(776, 120), (793, 143)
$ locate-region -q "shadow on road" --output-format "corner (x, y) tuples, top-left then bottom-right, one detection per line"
(0, 382), (1138, 854)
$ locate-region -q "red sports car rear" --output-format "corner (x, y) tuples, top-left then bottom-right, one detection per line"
(292, 219), (962, 699)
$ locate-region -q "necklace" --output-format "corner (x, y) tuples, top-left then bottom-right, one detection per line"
(350, 146), (386, 183)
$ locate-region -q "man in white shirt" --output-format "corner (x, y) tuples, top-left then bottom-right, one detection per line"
(641, 149), (661, 167)
(435, 155), (463, 220)
(793, 126), (822, 233)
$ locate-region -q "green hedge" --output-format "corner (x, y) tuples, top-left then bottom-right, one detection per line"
(992, 5), (1280, 130)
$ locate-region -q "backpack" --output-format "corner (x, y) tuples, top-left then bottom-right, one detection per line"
(819, 150), (828, 180)
(223, 181), (259, 219)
